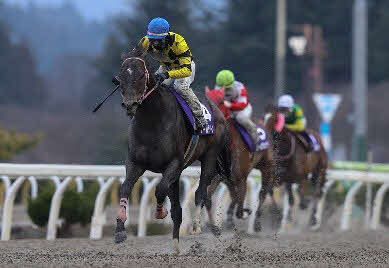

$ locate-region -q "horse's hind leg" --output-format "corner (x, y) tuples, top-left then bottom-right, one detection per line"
(193, 152), (217, 235)
(298, 174), (310, 210)
(235, 175), (251, 220)
(115, 163), (145, 244)
(160, 159), (183, 254)
(168, 179), (182, 254)
(205, 175), (222, 236)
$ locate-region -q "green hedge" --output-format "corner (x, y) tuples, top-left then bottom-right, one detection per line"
(27, 181), (100, 228)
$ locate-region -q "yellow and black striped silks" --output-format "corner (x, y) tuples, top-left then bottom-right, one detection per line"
(135, 32), (193, 79)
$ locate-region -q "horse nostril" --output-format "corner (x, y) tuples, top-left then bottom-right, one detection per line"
(121, 103), (126, 108)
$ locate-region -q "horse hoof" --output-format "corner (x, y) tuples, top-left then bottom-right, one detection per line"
(191, 226), (202, 235)
(155, 206), (168, 219)
(172, 239), (180, 255)
(299, 200), (309, 210)
(114, 231), (127, 244)
(254, 221), (262, 232)
(209, 224), (221, 237)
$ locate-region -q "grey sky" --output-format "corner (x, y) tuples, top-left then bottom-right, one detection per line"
(4, 0), (130, 21)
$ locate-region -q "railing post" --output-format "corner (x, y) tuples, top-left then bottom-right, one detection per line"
(0, 176), (11, 205)
(371, 182), (389, 230)
(340, 181), (364, 231)
(75, 176), (84, 193)
(137, 177), (161, 237)
(90, 177), (116, 240)
(1, 176), (26, 240)
(365, 151), (373, 227)
(46, 176), (73, 240)
(214, 183), (229, 227)
(311, 179), (335, 230)
(247, 178), (261, 234)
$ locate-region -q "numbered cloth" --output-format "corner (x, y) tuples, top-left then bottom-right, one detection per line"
(233, 120), (270, 152)
(171, 88), (214, 135)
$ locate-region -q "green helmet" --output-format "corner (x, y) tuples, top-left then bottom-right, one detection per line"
(216, 70), (235, 87)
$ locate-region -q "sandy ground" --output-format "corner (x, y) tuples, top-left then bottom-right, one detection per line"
(0, 230), (388, 267)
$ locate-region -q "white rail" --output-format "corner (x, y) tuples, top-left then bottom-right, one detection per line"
(0, 164), (388, 241)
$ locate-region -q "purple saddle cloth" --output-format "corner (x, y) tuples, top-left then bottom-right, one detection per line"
(232, 120), (270, 152)
(171, 88), (215, 135)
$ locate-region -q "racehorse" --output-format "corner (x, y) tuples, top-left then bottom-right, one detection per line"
(264, 105), (328, 230)
(205, 87), (279, 232)
(114, 54), (231, 253)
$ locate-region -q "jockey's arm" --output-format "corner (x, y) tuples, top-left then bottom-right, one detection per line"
(229, 87), (249, 111)
(286, 107), (306, 131)
(167, 37), (192, 79)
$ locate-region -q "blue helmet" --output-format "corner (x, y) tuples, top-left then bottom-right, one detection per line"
(147, 18), (170, 39)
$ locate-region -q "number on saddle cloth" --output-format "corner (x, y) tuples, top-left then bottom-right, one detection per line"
(170, 88), (215, 135)
(233, 120), (269, 152)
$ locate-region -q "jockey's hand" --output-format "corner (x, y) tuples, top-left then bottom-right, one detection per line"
(224, 100), (232, 108)
(155, 72), (169, 85)
(112, 76), (120, 86)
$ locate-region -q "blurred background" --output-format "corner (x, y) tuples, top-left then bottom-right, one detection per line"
(0, 0), (388, 165)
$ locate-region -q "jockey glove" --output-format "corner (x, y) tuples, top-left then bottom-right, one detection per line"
(112, 76), (120, 86)
(155, 71), (169, 85)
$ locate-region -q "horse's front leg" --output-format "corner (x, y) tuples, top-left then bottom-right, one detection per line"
(115, 162), (145, 244)
(160, 159), (183, 254)
(310, 166), (327, 230)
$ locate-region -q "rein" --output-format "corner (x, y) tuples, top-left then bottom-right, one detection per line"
(121, 57), (158, 105)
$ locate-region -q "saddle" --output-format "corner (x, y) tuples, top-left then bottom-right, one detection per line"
(232, 120), (270, 152)
(170, 87), (214, 136)
(290, 131), (320, 153)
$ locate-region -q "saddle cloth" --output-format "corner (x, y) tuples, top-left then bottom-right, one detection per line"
(233, 120), (270, 152)
(294, 132), (321, 152)
(171, 88), (215, 135)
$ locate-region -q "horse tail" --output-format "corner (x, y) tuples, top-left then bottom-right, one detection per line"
(206, 96), (232, 180)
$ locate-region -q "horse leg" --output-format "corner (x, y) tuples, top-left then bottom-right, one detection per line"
(225, 182), (237, 229)
(205, 175), (222, 236)
(298, 174), (310, 210)
(115, 163), (145, 244)
(168, 179), (182, 254)
(254, 164), (275, 232)
(159, 159), (183, 254)
(235, 175), (251, 220)
(193, 153), (217, 235)
(155, 181), (169, 219)
(286, 182), (294, 221)
(310, 165), (327, 230)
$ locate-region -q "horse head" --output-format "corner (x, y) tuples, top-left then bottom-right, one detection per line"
(118, 55), (156, 116)
(205, 86), (231, 118)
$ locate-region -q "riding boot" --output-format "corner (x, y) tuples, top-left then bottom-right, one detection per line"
(239, 119), (259, 144)
(176, 86), (206, 132)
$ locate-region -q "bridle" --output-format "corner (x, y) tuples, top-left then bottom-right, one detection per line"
(121, 57), (158, 105)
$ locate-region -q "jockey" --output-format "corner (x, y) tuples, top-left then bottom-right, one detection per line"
(277, 94), (313, 151)
(113, 17), (206, 132)
(215, 70), (259, 143)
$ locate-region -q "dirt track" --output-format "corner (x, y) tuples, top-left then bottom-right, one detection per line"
(1, 231), (388, 267)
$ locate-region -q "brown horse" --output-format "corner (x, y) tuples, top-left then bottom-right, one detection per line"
(264, 105), (328, 229)
(206, 87), (279, 231)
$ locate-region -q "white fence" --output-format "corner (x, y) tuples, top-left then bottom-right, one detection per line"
(0, 163), (388, 241)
